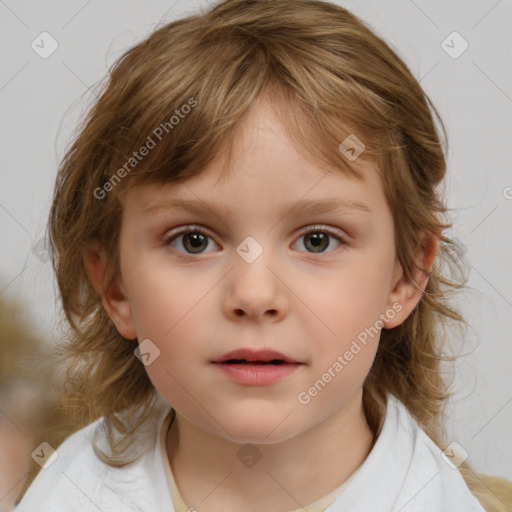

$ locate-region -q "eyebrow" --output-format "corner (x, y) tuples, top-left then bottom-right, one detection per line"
(142, 197), (372, 218)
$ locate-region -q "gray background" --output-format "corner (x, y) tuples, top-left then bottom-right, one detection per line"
(1, 0), (511, 482)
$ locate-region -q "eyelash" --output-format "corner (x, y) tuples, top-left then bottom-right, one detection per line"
(163, 224), (346, 258)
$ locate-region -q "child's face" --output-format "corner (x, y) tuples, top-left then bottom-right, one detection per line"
(110, 98), (408, 443)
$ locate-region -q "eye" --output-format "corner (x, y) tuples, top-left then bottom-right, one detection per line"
(293, 225), (344, 254)
(164, 226), (218, 256)
(164, 224), (345, 257)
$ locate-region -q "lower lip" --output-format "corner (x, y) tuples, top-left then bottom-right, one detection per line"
(213, 363), (301, 385)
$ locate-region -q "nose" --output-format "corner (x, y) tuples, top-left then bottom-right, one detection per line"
(222, 242), (288, 322)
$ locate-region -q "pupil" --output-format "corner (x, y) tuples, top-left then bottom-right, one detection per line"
(307, 233), (327, 252)
(185, 233), (207, 253)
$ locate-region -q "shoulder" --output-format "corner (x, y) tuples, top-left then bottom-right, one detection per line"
(13, 419), (106, 511)
(13, 412), (168, 512)
(389, 395), (486, 511)
(331, 393), (486, 511)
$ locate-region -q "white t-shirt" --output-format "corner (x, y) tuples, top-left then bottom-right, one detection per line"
(13, 393), (485, 512)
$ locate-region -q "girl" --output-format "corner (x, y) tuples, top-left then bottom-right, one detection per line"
(14, 0), (511, 510)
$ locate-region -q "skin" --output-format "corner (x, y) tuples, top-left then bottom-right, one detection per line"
(85, 96), (437, 512)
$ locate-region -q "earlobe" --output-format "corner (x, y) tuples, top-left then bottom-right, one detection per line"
(383, 231), (439, 329)
(83, 241), (138, 340)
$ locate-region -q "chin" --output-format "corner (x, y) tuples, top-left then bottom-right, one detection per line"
(216, 415), (300, 445)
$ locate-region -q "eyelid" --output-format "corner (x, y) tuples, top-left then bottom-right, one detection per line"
(164, 224), (216, 241)
(301, 224), (345, 240)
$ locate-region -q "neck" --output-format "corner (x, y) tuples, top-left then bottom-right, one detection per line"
(166, 390), (376, 512)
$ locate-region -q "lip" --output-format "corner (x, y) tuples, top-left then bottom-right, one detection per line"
(212, 348), (299, 364)
(211, 348), (303, 386)
(214, 362), (301, 385)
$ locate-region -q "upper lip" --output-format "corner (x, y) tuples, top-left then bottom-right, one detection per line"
(212, 348), (300, 364)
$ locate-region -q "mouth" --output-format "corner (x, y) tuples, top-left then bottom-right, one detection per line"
(212, 348), (301, 365)
(211, 349), (303, 385)
(219, 359), (290, 365)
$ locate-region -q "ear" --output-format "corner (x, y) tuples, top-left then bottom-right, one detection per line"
(83, 240), (138, 340)
(383, 231), (439, 329)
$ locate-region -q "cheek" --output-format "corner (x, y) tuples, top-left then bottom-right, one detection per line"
(306, 261), (391, 333)
(125, 256), (210, 337)
(131, 289), (209, 404)
(125, 265), (219, 393)
(298, 258), (391, 375)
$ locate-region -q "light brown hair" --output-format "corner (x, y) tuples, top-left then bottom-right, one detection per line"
(20, 0), (511, 509)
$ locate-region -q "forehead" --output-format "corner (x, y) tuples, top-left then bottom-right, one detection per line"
(120, 97), (385, 220)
